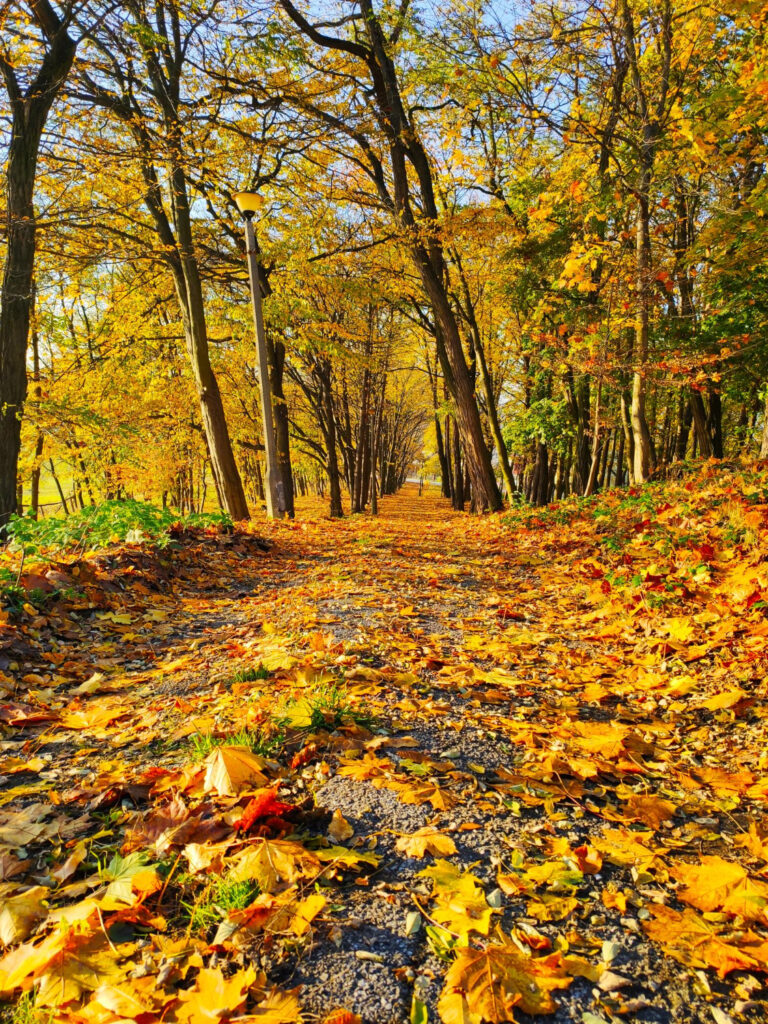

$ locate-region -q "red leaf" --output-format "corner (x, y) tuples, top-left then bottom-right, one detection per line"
(496, 607), (524, 621)
(235, 788), (296, 832)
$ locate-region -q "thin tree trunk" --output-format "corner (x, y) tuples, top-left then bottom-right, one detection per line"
(451, 417), (464, 510)
(48, 460), (68, 515)
(690, 390), (713, 458)
(268, 335), (295, 517)
(320, 362), (343, 518)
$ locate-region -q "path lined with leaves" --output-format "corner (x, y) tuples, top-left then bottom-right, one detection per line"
(1, 470), (768, 1024)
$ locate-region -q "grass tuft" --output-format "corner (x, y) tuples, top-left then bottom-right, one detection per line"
(189, 725), (282, 761)
(276, 683), (376, 733)
(182, 876), (261, 934)
(230, 663), (270, 684)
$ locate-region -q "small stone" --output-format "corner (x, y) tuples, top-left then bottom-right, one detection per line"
(620, 916), (640, 933)
(487, 888), (504, 909)
(601, 939), (620, 963)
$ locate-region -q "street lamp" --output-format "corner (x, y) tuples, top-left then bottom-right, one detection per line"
(233, 191), (284, 520)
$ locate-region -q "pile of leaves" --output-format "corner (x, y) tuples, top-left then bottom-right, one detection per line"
(0, 464), (767, 1023)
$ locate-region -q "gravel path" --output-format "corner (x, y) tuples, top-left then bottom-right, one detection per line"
(2, 483), (767, 1024)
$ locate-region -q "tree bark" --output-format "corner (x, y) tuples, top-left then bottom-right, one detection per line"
(690, 390), (713, 458)
(268, 335), (295, 517)
(451, 417), (464, 510)
(318, 360), (344, 517)
(0, 4), (76, 529)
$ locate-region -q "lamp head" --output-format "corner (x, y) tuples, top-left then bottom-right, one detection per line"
(233, 191), (261, 219)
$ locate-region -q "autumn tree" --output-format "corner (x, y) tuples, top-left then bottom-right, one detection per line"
(73, 0), (250, 519)
(273, 0), (502, 510)
(0, 0), (81, 528)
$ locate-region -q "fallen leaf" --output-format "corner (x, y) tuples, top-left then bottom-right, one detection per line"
(438, 937), (572, 1022)
(395, 827), (457, 859)
(327, 808), (355, 843)
(0, 886), (48, 946)
(204, 746), (269, 796)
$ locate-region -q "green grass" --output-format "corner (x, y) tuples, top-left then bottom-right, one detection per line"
(276, 683), (376, 733)
(1, 993), (50, 1024)
(230, 663), (270, 684)
(182, 875), (261, 933)
(189, 726), (282, 761)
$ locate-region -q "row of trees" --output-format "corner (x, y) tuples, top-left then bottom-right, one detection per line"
(2, 0), (767, 527)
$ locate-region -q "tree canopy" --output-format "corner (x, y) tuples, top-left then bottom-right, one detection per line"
(1, 0), (767, 523)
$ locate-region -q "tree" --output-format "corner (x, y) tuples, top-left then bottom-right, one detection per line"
(76, 0), (250, 519)
(275, 0), (502, 510)
(0, 0), (79, 528)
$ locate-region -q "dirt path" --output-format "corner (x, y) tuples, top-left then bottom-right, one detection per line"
(1, 477), (767, 1024)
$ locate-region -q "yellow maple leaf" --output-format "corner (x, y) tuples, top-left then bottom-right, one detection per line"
(0, 885), (48, 946)
(674, 855), (768, 921)
(734, 823), (768, 862)
(438, 938), (571, 1022)
(699, 688), (748, 711)
(229, 840), (319, 892)
(0, 929), (66, 996)
(203, 746), (269, 796)
(290, 892), (326, 936)
(35, 930), (132, 1007)
(327, 809), (354, 843)
(643, 904), (759, 977)
(243, 985), (303, 1021)
(172, 966), (256, 1022)
(593, 828), (666, 871)
(395, 827), (457, 859)
(622, 793), (678, 830)
(526, 894), (579, 922)
(336, 753), (392, 781)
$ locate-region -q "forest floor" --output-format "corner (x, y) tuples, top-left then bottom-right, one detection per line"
(1, 466), (768, 1024)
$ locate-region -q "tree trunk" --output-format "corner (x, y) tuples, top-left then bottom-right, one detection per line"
(443, 413), (453, 499)
(690, 390), (713, 458)
(172, 178), (249, 520)
(427, 297), (501, 511)
(352, 364), (371, 513)
(452, 256), (514, 503)
(268, 335), (295, 517)
(708, 385), (723, 459)
(451, 417), (464, 510)
(620, 391), (635, 485)
(631, 192), (654, 482)
(319, 361), (344, 518)
(675, 397), (692, 460)
(0, 11), (76, 529)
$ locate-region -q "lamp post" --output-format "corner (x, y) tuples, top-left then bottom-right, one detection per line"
(233, 192), (284, 519)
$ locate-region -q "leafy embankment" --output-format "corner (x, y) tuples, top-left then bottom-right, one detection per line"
(0, 464), (767, 1024)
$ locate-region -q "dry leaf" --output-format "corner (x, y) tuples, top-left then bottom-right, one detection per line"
(203, 746), (269, 796)
(395, 827), (457, 859)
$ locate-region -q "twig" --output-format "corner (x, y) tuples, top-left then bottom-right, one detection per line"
(15, 548), (25, 586)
